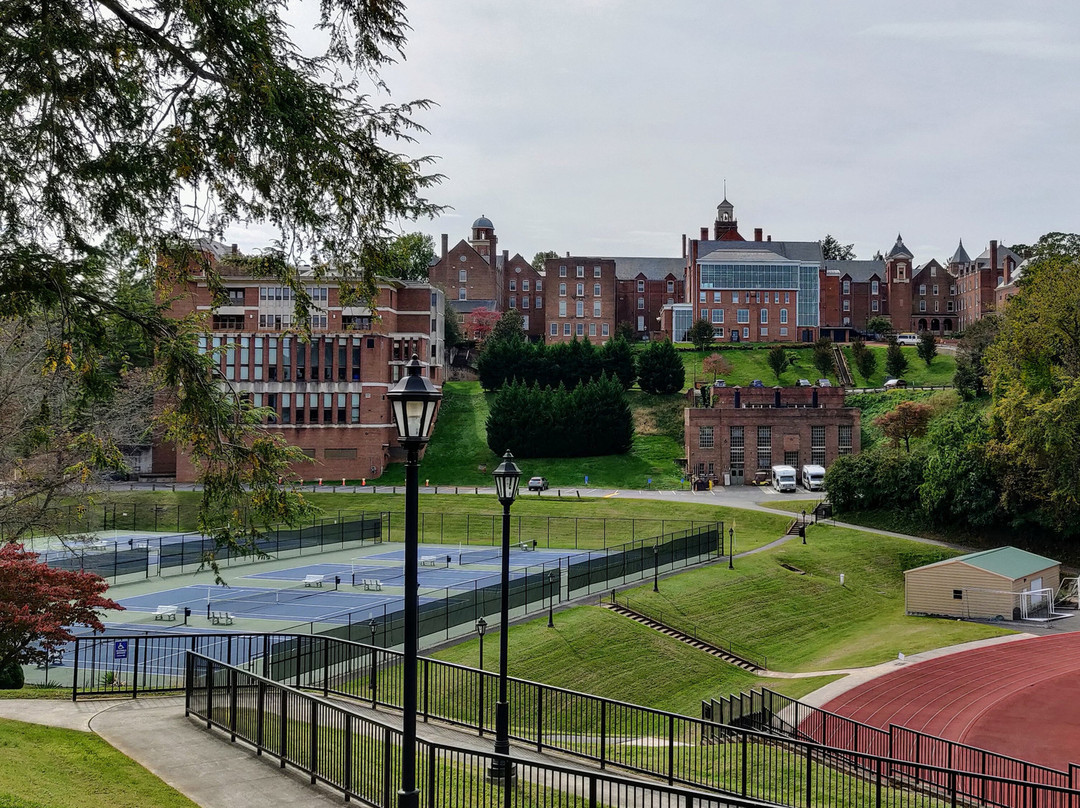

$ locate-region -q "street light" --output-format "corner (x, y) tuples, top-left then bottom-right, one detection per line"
(476, 617), (487, 736)
(729, 526), (735, 570)
(547, 571), (557, 628)
(490, 451), (521, 784)
(801, 510), (807, 544)
(367, 619), (378, 695)
(386, 355), (441, 808)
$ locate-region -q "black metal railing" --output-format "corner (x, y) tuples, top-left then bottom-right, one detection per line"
(705, 687), (1078, 807)
(609, 590), (767, 670)
(186, 651), (741, 808)
(70, 632), (1080, 808)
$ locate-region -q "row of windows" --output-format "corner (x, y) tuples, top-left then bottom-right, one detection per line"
(508, 296), (543, 310)
(254, 391), (363, 425)
(549, 322), (610, 338)
(557, 301), (602, 317)
(257, 286), (329, 302)
(507, 279), (541, 292)
(700, 290), (793, 305)
(637, 280), (677, 293)
(842, 280), (881, 296)
(558, 265), (603, 278)
(199, 334), (400, 382)
(559, 282), (603, 297)
(708, 425), (853, 465)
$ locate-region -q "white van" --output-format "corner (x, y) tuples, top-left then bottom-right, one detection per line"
(895, 332), (919, 346)
(801, 464), (826, 491)
(771, 465), (798, 493)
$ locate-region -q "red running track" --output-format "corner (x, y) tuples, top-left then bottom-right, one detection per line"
(822, 633), (1080, 772)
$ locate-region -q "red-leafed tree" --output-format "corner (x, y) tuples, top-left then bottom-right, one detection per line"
(465, 307), (501, 347)
(874, 401), (933, 452)
(0, 544), (122, 670)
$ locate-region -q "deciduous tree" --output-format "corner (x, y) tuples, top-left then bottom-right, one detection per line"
(465, 308), (501, 347)
(531, 251), (560, 272)
(865, 316), (894, 340)
(874, 401), (933, 452)
(953, 315), (999, 398)
(767, 345), (789, 380)
(0, 544), (121, 670)
(702, 353), (733, 382)
(381, 233), (437, 281)
(686, 319), (715, 352)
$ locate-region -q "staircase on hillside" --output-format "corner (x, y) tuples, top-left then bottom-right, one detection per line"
(832, 344), (854, 386)
(604, 601), (765, 673)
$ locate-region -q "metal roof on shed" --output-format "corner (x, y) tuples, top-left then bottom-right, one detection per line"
(905, 546), (1059, 580)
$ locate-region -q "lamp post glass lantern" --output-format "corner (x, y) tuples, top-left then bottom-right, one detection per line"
(386, 355), (441, 808)
(729, 526), (735, 569)
(490, 451), (521, 784)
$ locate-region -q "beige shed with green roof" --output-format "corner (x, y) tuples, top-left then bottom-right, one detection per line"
(904, 546), (1061, 620)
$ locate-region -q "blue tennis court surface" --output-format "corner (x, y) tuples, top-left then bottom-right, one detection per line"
(367, 545), (586, 567)
(246, 562), (524, 589)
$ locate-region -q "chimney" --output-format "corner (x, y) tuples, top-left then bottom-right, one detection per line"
(488, 234), (497, 266)
(767, 235), (772, 242)
(990, 240), (999, 278)
(231, 243), (238, 255)
(681, 233), (687, 259)
(700, 227), (709, 240)
(1005, 256), (1014, 285)
(502, 249), (509, 266)
(812, 388), (819, 408)
(733, 388), (741, 409)
(566, 251), (570, 258)
(754, 228), (763, 242)
(773, 388), (781, 408)
(441, 233), (448, 260)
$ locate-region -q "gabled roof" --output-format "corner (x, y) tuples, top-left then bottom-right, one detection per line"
(974, 244), (1023, 270)
(824, 259), (885, 282)
(610, 257), (685, 280)
(906, 546), (1059, 580)
(696, 240), (823, 264)
(886, 234), (913, 260)
(950, 240), (971, 265)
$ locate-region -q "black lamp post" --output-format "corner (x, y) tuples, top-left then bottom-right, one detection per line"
(801, 510), (807, 544)
(386, 355), (441, 808)
(547, 571), (557, 628)
(368, 619), (378, 695)
(653, 544), (660, 592)
(729, 526), (735, 570)
(490, 451), (521, 783)
(476, 617), (487, 736)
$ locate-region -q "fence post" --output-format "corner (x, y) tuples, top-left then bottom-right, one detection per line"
(343, 713), (352, 797)
(256, 679), (265, 754)
(309, 698), (318, 784)
(322, 637), (329, 698)
(131, 637), (140, 699)
(382, 726), (392, 806)
(422, 659), (430, 722)
(599, 700), (607, 769)
(279, 686), (288, 766)
(805, 744), (813, 807)
(875, 757), (882, 808)
(667, 714), (675, 785)
(741, 732), (748, 796)
(205, 662), (214, 729)
(229, 668), (238, 741)
(71, 638), (80, 702)
(536, 686), (544, 752)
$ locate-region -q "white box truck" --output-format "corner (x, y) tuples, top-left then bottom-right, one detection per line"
(771, 465), (797, 493)
(801, 464), (826, 491)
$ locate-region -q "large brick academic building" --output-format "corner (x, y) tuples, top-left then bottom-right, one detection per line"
(154, 241), (444, 483)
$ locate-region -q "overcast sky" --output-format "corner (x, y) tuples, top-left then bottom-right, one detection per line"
(233, 1), (1080, 265)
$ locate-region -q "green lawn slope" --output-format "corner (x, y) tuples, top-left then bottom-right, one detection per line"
(842, 345), (956, 387)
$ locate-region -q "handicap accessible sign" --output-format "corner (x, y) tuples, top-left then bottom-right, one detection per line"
(113, 640), (128, 660)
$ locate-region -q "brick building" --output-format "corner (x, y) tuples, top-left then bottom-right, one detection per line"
(613, 257), (685, 339)
(155, 241), (444, 483)
(684, 385), (861, 485)
(952, 239), (1020, 331)
(543, 257), (617, 342)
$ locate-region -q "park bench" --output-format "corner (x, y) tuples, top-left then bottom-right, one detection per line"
(153, 605), (178, 621)
(210, 611), (234, 626)
(362, 578), (383, 591)
(515, 541), (537, 552)
(303, 574), (325, 587)
(420, 555), (438, 567)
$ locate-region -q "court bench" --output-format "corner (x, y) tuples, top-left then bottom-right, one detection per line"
(420, 555), (438, 567)
(303, 574), (325, 587)
(153, 605), (178, 621)
(210, 611), (234, 626)
(361, 578), (382, 591)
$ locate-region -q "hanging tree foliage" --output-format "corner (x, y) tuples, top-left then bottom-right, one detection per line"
(0, 0), (442, 552)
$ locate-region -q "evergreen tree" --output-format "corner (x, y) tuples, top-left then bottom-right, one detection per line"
(686, 318), (715, 352)
(886, 340), (909, 378)
(812, 338), (835, 378)
(637, 340), (685, 394)
(488, 309), (526, 346)
(600, 337), (636, 389)
(767, 345), (789, 380)
(917, 332), (938, 366)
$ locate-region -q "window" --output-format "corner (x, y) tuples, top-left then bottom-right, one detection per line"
(934, 300), (939, 312)
(638, 297), (645, 310)
(576, 300), (584, 317)
(576, 322), (584, 336)
(737, 309), (750, 324)
(919, 300), (926, 312)
(784, 292), (790, 304)
(559, 283), (566, 296)
(563, 323), (571, 336)
(668, 280), (675, 293)
(594, 266), (601, 278)
(576, 283), (584, 296)
(811, 426), (825, 465)
(226, 287), (245, 304)
(871, 280), (879, 295)
(843, 299), (850, 312)
(932, 265), (938, 277)
(522, 296), (529, 309)
(536, 296), (543, 309)
(700, 309), (708, 320)
(212, 314), (244, 330)
(458, 288), (466, 300)
(715, 327), (725, 338)
(919, 284), (926, 296)
(589, 323), (596, 336)
(699, 426), (714, 449)
(601, 323), (609, 337)
(838, 425), (853, 455)
(780, 308), (788, 324)
(760, 309), (768, 324)
(559, 266), (567, 277)
(576, 265), (584, 278)
(757, 426), (772, 469)
(784, 451), (799, 467)
(509, 296), (517, 309)
(774, 292), (780, 304)
(713, 292), (722, 303)
(711, 309), (723, 324)
(638, 316), (645, 331)
(760, 328), (768, 337)
(932, 285), (938, 296)
(509, 279), (516, 291)
(522, 280), (530, 292)
(779, 328), (787, 336)
(459, 269), (467, 282)
(742, 327), (750, 339)
(730, 426), (744, 468)
(871, 299), (879, 312)
(593, 301), (601, 317)
(594, 283), (601, 296)
(953, 589), (963, 600)
(699, 291), (706, 303)
(843, 280), (850, 294)
(550, 323), (558, 336)
(522, 315), (529, 329)
(731, 292), (739, 304)
(558, 300), (567, 317)
(637, 280), (645, 292)
(536, 279), (542, 291)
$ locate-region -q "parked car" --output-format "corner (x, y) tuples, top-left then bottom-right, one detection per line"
(750, 379), (765, 388)
(895, 333), (919, 346)
(527, 476), (549, 491)
(712, 379), (726, 388)
(817, 379), (832, 387)
(884, 378), (908, 389)
(796, 379), (812, 387)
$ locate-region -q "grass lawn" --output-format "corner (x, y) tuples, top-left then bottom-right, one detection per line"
(85, 492), (794, 553)
(615, 523), (1013, 672)
(845, 389), (958, 450)
(758, 498), (823, 515)
(679, 346), (840, 390)
(842, 345), (956, 387)
(0, 718), (199, 808)
(431, 605), (838, 718)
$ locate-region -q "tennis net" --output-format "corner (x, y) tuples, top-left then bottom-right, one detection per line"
(207, 577), (339, 615)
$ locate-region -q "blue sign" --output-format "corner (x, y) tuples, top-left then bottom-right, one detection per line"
(648, 478), (652, 485)
(584, 475), (588, 484)
(113, 640), (128, 660)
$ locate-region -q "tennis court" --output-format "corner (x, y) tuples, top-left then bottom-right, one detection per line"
(246, 562), (525, 590)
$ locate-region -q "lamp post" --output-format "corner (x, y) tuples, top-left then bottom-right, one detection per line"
(367, 619), (378, 695)
(653, 544), (660, 592)
(729, 526), (735, 570)
(801, 510), (807, 544)
(386, 355), (441, 808)
(547, 571), (557, 628)
(476, 617), (487, 736)
(490, 451), (521, 784)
